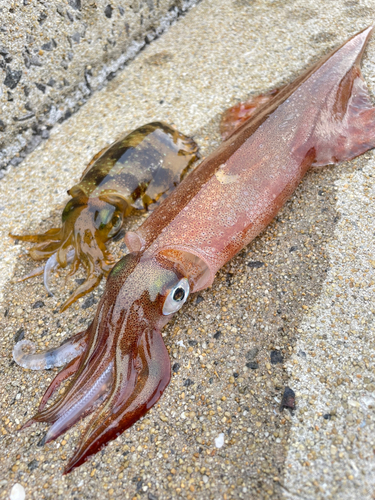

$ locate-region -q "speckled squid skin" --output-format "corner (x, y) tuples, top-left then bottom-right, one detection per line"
(130, 26), (375, 286)
(10, 122), (198, 310)
(16, 27), (375, 474)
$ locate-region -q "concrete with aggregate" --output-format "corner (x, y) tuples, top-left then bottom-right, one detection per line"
(0, 0), (374, 499)
(0, 0), (198, 173)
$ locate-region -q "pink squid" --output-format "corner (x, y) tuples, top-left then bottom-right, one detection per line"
(13, 26), (375, 473)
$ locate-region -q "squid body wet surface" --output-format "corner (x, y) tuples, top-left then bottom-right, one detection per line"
(1, 0), (375, 499)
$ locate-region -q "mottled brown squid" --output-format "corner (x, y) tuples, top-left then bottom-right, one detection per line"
(13, 27), (375, 474)
(10, 122), (198, 311)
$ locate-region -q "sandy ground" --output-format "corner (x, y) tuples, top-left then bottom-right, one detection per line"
(0, 0), (375, 499)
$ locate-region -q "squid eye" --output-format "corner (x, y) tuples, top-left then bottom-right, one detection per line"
(162, 278), (190, 315)
(108, 214), (123, 237)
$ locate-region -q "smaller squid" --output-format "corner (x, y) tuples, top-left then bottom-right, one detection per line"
(10, 123), (198, 311)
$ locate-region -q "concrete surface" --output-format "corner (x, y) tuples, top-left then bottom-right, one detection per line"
(0, 0), (198, 173)
(0, 0), (374, 499)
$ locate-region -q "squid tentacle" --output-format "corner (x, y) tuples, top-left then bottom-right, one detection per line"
(43, 253), (59, 296)
(44, 362), (113, 445)
(17, 266), (45, 282)
(56, 233), (74, 268)
(24, 358), (113, 435)
(20, 331), (89, 431)
(66, 257), (81, 279)
(29, 239), (66, 261)
(59, 266), (102, 312)
(32, 358), (111, 425)
(26, 223), (71, 262)
(59, 236), (111, 311)
(38, 355), (83, 413)
(43, 248), (75, 296)
(31, 302), (116, 424)
(9, 227), (62, 244)
(13, 329), (88, 371)
(64, 327), (170, 474)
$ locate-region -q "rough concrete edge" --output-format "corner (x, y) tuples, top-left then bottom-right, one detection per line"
(0, 0), (200, 180)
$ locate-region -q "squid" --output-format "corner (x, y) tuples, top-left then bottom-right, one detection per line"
(10, 122), (198, 311)
(13, 26), (375, 473)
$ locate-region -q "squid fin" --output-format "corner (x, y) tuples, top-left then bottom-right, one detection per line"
(220, 87), (283, 140)
(314, 66), (375, 166)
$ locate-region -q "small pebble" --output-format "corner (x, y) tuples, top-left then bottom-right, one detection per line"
(280, 387), (296, 411)
(10, 484), (25, 500)
(13, 328), (24, 342)
(270, 350), (284, 364)
(246, 347), (259, 361)
(247, 261), (264, 268)
(81, 296), (98, 309)
(215, 433), (224, 448)
(196, 295), (204, 304)
(32, 300), (45, 309)
(172, 363), (180, 373)
(27, 459), (38, 471)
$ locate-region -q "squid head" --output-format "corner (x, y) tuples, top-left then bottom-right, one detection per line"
(15, 249), (196, 473)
